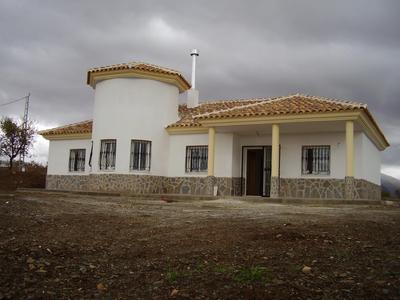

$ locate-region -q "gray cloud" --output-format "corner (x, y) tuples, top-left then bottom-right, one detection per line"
(0, 0), (399, 172)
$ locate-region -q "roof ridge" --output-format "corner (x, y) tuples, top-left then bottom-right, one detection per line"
(297, 93), (367, 108)
(199, 97), (269, 105)
(195, 93), (367, 108)
(193, 95), (297, 119)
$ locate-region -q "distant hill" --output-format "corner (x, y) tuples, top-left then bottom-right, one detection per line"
(381, 173), (400, 198)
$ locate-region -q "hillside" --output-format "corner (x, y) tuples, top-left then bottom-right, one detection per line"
(381, 173), (400, 198)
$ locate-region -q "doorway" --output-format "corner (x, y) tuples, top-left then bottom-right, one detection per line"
(243, 146), (273, 197)
(246, 149), (264, 195)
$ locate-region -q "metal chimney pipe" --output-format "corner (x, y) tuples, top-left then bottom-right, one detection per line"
(190, 49), (199, 89)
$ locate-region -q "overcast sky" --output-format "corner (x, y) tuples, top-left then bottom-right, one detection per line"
(0, 0), (399, 177)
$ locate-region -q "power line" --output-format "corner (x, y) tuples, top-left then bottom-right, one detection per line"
(0, 95), (29, 107)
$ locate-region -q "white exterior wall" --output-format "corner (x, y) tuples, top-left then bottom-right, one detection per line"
(215, 133), (234, 177)
(47, 128), (381, 185)
(91, 78), (179, 176)
(237, 131), (378, 181)
(168, 134), (208, 177)
(168, 133), (235, 177)
(279, 132), (347, 179)
(167, 131), (380, 183)
(361, 133), (381, 185)
(47, 139), (92, 175)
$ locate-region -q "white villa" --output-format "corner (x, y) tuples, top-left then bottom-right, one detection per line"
(40, 55), (389, 200)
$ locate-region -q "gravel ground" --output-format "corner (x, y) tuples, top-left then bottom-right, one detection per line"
(1, 192), (399, 299)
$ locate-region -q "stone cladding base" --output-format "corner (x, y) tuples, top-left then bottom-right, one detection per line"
(279, 177), (380, 200)
(46, 175), (380, 200)
(270, 176), (280, 198)
(46, 174), (242, 197)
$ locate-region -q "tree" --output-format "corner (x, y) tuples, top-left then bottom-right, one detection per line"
(0, 117), (35, 170)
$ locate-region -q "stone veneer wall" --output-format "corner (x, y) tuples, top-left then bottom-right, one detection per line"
(46, 175), (381, 200)
(219, 177), (242, 196)
(87, 174), (164, 194)
(279, 177), (381, 200)
(353, 178), (381, 200)
(163, 176), (215, 195)
(270, 176), (280, 198)
(46, 175), (241, 197)
(46, 175), (89, 191)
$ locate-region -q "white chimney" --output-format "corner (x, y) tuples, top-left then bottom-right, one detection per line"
(187, 48), (199, 108)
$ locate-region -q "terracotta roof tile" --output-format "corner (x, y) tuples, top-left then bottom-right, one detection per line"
(88, 62), (183, 76)
(174, 98), (266, 128)
(39, 94), (385, 147)
(168, 94), (367, 127)
(39, 120), (92, 137)
(87, 62), (190, 91)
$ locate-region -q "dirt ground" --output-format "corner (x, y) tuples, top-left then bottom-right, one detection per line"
(0, 193), (399, 299)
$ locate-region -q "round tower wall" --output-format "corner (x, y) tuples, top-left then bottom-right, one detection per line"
(91, 78), (179, 176)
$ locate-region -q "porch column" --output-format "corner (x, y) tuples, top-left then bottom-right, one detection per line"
(207, 127), (215, 176)
(345, 120), (355, 199)
(270, 124), (280, 198)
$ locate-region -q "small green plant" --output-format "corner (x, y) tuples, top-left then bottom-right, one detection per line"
(193, 262), (207, 273)
(214, 265), (228, 274)
(166, 270), (180, 282)
(234, 266), (266, 284)
(166, 268), (193, 283)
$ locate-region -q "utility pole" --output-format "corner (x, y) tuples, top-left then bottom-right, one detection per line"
(20, 93), (30, 172)
(0, 93), (31, 170)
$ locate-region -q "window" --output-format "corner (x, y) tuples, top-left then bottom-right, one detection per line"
(130, 140), (151, 171)
(69, 149), (86, 172)
(185, 145), (208, 172)
(99, 139), (116, 170)
(302, 145), (330, 175)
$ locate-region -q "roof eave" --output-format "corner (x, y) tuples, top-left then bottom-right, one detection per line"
(87, 69), (191, 93)
(40, 133), (92, 141)
(358, 109), (390, 150)
(169, 110), (389, 151)
(195, 111), (361, 126)
(166, 126), (207, 135)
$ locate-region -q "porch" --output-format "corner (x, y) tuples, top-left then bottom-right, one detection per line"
(206, 119), (381, 200)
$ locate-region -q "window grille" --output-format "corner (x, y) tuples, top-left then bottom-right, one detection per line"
(99, 139), (116, 170)
(302, 145), (330, 175)
(185, 145), (208, 172)
(130, 140), (151, 171)
(69, 149), (86, 172)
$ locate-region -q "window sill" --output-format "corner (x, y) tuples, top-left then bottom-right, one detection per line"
(129, 170), (151, 174)
(99, 169), (116, 172)
(301, 174), (331, 177)
(185, 171), (208, 175)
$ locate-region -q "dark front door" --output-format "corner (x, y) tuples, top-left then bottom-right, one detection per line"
(264, 146), (272, 197)
(246, 149), (264, 196)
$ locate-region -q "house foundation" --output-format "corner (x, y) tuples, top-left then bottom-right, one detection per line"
(270, 176), (280, 198)
(46, 174), (380, 200)
(279, 177), (380, 200)
(46, 174), (242, 197)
